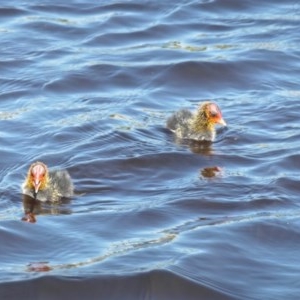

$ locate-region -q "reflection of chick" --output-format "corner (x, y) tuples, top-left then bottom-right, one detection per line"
(167, 101), (226, 142)
(22, 162), (74, 202)
(200, 166), (222, 178)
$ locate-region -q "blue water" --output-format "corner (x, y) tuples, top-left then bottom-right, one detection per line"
(1, 1), (300, 299)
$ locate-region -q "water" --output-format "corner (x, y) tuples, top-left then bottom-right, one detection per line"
(1, 0), (300, 299)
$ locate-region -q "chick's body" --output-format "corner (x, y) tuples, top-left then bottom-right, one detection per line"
(22, 162), (74, 202)
(167, 101), (226, 142)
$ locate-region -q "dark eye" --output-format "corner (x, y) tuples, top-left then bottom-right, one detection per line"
(210, 111), (218, 117)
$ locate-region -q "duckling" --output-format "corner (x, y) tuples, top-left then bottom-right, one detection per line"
(22, 161), (74, 202)
(167, 101), (226, 142)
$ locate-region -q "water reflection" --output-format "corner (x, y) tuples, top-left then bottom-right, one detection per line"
(200, 166), (223, 178)
(22, 194), (72, 223)
(171, 137), (214, 155)
(188, 140), (213, 155)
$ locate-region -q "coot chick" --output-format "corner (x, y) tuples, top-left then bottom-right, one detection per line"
(22, 161), (74, 202)
(167, 101), (226, 142)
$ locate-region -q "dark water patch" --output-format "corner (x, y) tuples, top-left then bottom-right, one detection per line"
(29, 3), (90, 15)
(0, 270), (237, 300)
(187, 0), (297, 16)
(152, 59), (286, 94)
(23, 19), (83, 37)
(100, 2), (155, 14)
(43, 71), (105, 93)
(0, 6), (27, 18)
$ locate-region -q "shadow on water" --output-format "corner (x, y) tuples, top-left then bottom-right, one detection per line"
(0, 269), (237, 300)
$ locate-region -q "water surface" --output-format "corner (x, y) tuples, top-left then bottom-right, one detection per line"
(1, 1), (300, 299)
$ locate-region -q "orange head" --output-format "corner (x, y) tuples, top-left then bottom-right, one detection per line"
(200, 102), (226, 126)
(26, 162), (49, 197)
